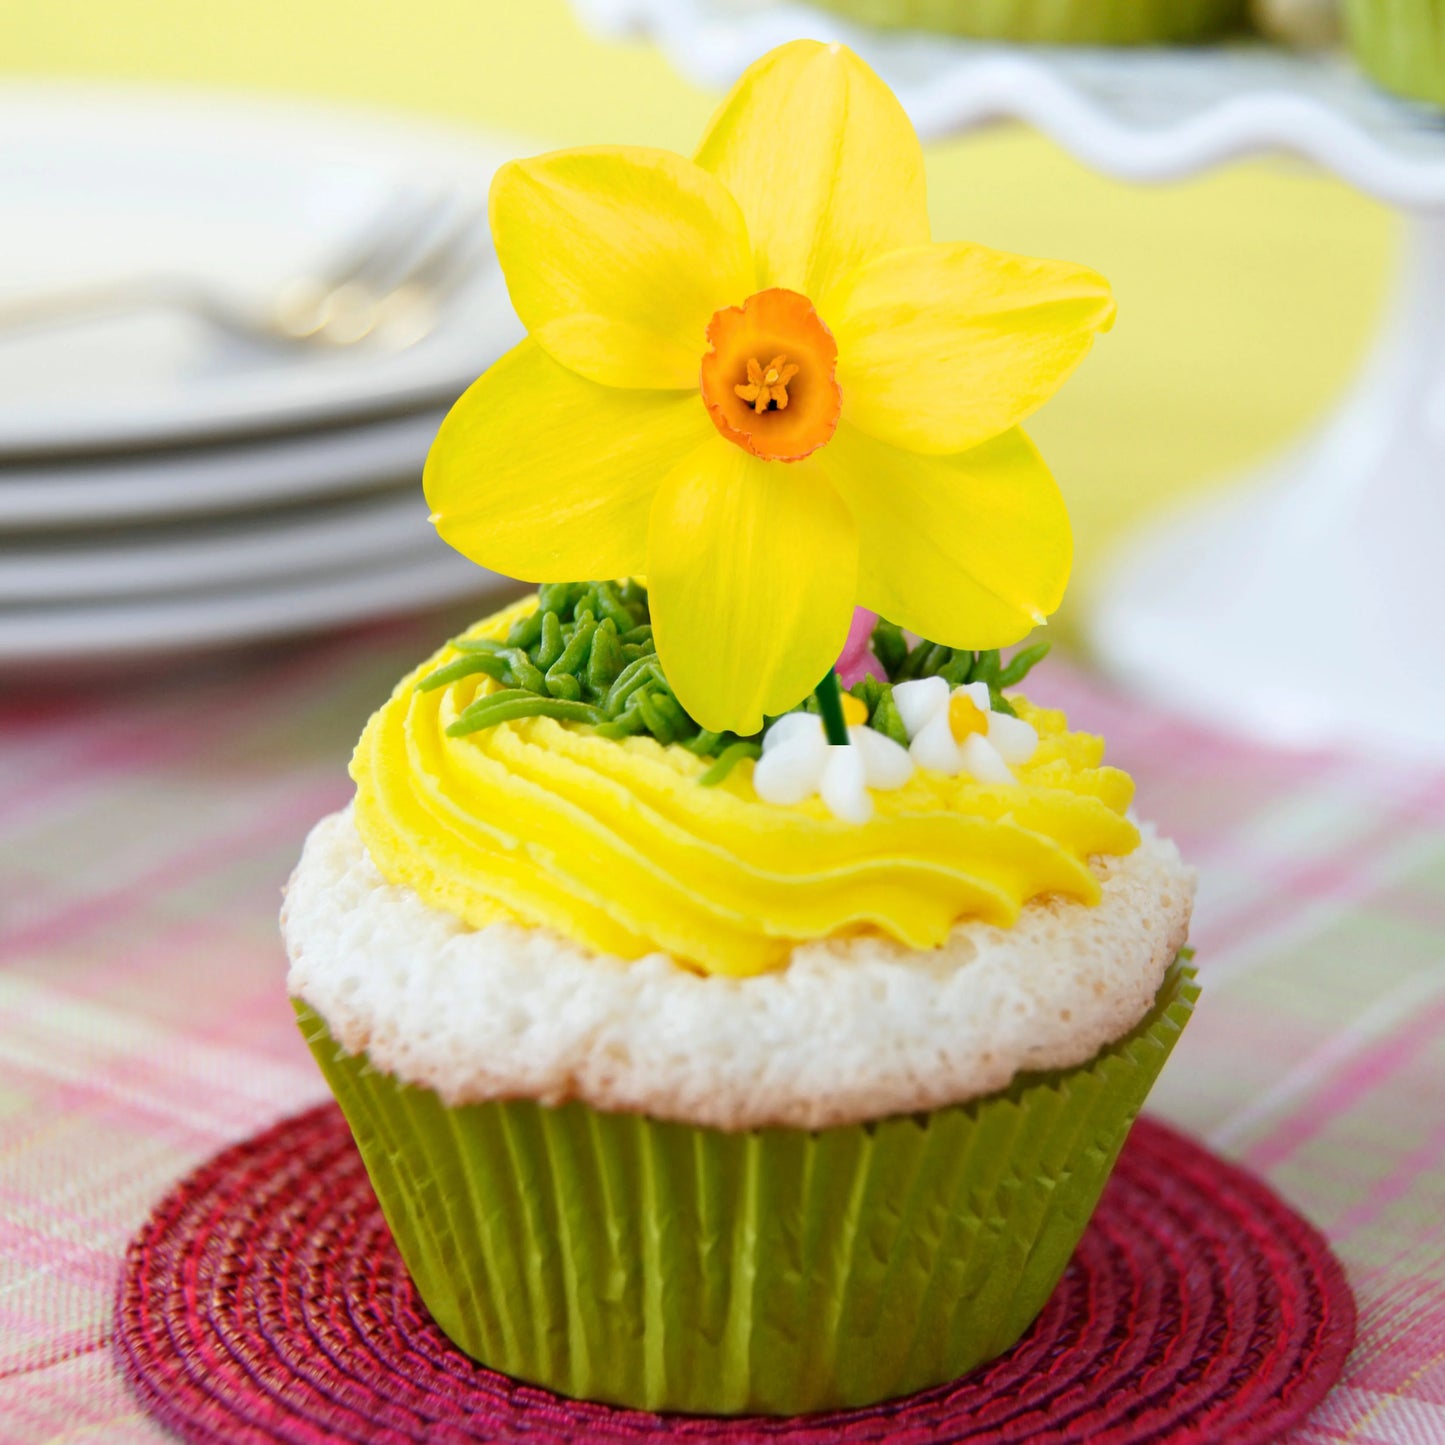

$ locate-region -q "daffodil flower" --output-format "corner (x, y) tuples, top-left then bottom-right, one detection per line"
(892, 678), (1040, 782)
(425, 40), (1113, 736)
(752, 710), (914, 824)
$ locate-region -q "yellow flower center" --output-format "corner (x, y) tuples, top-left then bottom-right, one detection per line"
(699, 288), (841, 462)
(840, 692), (869, 727)
(734, 354), (799, 414)
(949, 693), (989, 742)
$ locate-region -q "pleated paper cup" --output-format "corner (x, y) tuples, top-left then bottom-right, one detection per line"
(298, 960), (1198, 1416)
(1345, 0), (1445, 105)
(805, 0), (1247, 42)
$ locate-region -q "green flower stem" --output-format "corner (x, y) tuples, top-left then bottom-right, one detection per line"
(814, 669), (850, 746)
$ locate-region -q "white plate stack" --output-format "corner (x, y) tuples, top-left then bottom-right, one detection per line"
(0, 84), (529, 668)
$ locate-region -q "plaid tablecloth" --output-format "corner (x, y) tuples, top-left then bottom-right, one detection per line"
(3, 607), (1443, 1444)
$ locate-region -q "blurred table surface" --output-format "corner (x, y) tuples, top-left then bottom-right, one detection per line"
(2, 2), (1441, 1442)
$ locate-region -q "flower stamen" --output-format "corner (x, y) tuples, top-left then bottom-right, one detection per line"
(735, 354), (799, 414)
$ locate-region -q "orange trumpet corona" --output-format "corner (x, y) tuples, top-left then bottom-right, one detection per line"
(699, 288), (842, 462)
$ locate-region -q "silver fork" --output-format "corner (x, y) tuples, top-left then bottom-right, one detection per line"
(0, 190), (489, 352)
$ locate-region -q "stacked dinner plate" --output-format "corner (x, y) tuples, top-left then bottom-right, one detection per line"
(0, 83), (528, 667)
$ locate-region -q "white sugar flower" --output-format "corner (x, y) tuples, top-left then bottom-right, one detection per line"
(751, 709), (914, 824)
(891, 677), (1038, 782)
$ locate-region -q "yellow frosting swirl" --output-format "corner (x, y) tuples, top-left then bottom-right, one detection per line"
(351, 597), (1140, 977)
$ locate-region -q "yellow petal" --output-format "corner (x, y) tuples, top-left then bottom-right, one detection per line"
(424, 340), (713, 580)
(817, 424), (1070, 648)
(647, 440), (858, 735)
(824, 241), (1116, 456)
(693, 40), (930, 302)
(491, 146), (756, 390)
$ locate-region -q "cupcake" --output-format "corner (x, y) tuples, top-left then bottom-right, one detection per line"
(1345, 0), (1445, 106)
(806, 0), (1248, 44)
(284, 40), (1197, 1416)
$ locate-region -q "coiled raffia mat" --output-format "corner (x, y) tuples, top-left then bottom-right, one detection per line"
(115, 1103), (1354, 1443)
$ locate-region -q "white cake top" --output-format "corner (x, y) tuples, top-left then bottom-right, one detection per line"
(284, 806), (1193, 1130)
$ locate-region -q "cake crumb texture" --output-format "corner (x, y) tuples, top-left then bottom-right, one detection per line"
(285, 806), (1194, 1130)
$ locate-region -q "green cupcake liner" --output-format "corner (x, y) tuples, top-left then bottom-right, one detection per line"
(807, 0), (1248, 43)
(1346, 0), (1445, 106)
(298, 960), (1197, 1416)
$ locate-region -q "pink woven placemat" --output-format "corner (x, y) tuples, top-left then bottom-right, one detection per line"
(115, 1103), (1355, 1444)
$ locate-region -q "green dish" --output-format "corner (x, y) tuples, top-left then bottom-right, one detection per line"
(299, 959), (1197, 1415)
(805, 0), (1248, 43)
(1345, 0), (1445, 106)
